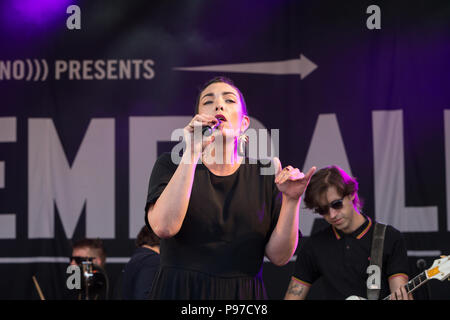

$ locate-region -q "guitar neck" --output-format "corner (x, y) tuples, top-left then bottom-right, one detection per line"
(382, 271), (428, 300)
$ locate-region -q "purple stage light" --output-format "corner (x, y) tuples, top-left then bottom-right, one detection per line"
(3, 0), (74, 29)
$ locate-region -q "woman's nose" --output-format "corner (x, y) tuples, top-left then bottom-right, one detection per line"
(215, 105), (224, 111)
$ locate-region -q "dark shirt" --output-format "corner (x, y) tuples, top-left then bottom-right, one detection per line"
(292, 215), (410, 300)
(144, 152), (281, 299)
(122, 247), (160, 300)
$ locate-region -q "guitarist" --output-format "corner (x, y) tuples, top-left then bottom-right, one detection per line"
(284, 166), (412, 300)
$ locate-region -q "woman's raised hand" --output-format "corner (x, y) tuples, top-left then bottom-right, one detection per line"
(273, 157), (316, 201)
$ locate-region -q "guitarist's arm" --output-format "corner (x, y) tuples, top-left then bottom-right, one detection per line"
(284, 277), (310, 300)
(384, 227), (412, 300)
(388, 274), (413, 300)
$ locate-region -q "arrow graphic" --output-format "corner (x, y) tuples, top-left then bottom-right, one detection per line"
(173, 54), (317, 80)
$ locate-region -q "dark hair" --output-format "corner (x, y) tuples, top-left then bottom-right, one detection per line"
(304, 165), (363, 212)
(135, 225), (160, 247)
(72, 238), (107, 265)
(194, 76), (248, 116)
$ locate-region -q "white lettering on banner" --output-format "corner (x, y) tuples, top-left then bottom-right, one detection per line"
(28, 119), (115, 238)
(372, 110), (438, 232)
(0, 117), (17, 239)
(299, 114), (353, 236)
(128, 116), (273, 238)
(12, 61), (24, 79)
(54, 59), (155, 80)
(0, 113), (447, 239)
(0, 61), (25, 80)
(1, 59), (155, 82)
(0, 60), (49, 81)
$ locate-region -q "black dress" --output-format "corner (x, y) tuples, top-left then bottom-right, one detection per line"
(144, 153), (282, 299)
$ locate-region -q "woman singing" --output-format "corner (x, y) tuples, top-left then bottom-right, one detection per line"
(145, 76), (315, 299)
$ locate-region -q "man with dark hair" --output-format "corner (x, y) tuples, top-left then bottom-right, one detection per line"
(122, 225), (160, 299)
(68, 238), (109, 300)
(284, 165), (412, 300)
(70, 238), (107, 268)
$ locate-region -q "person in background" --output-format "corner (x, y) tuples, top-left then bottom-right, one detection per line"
(68, 238), (109, 300)
(122, 225), (160, 299)
(70, 238), (107, 268)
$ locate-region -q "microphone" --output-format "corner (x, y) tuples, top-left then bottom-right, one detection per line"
(202, 119), (221, 137)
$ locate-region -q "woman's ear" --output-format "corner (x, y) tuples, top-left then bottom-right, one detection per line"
(240, 115), (250, 133)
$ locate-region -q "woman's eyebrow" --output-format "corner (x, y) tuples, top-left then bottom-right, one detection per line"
(222, 91), (237, 97)
(200, 92), (214, 101)
(201, 91), (237, 101)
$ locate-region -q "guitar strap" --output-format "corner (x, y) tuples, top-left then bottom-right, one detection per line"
(367, 222), (387, 300)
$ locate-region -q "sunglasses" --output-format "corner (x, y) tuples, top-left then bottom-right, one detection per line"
(314, 198), (344, 215)
(70, 256), (95, 265)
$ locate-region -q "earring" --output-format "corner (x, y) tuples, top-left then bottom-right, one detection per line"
(237, 133), (248, 157)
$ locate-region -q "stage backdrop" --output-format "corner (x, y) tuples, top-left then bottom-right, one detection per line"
(0, 0), (449, 299)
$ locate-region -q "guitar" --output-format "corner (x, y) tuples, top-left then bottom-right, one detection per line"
(346, 255), (450, 300)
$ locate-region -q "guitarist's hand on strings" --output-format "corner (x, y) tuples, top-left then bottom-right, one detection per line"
(389, 285), (413, 300)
